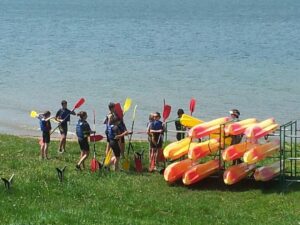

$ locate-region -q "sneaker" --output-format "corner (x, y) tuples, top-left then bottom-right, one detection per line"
(58, 149), (64, 154)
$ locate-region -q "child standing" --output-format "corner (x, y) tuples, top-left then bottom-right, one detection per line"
(149, 112), (164, 172)
(104, 102), (117, 156)
(38, 111), (52, 160)
(107, 116), (130, 171)
(76, 111), (93, 170)
(55, 100), (76, 153)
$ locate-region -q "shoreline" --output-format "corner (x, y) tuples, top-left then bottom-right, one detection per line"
(0, 132), (151, 143)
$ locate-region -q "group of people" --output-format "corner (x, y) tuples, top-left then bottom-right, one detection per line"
(37, 100), (89, 168)
(37, 100), (139, 171)
(37, 99), (242, 171)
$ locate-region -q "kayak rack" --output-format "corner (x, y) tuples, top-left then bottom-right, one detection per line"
(279, 120), (300, 190)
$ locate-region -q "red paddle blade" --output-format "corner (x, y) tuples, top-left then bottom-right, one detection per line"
(89, 134), (104, 142)
(135, 156), (143, 173)
(72, 98), (85, 111)
(90, 159), (99, 172)
(163, 104), (171, 122)
(189, 98), (196, 115)
(114, 103), (124, 119)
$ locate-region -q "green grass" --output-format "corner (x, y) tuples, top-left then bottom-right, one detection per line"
(0, 134), (300, 225)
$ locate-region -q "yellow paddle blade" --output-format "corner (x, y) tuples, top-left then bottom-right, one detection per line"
(104, 149), (113, 166)
(122, 158), (130, 171)
(123, 98), (132, 114)
(30, 111), (38, 118)
(180, 114), (204, 128)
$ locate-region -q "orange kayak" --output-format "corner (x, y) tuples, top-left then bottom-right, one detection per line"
(243, 141), (280, 164)
(225, 118), (257, 136)
(188, 139), (219, 160)
(182, 159), (220, 185)
(189, 117), (230, 139)
(223, 163), (256, 185)
(244, 118), (278, 140)
(222, 142), (257, 162)
(254, 161), (280, 182)
(163, 137), (192, 160)
(164, 158), (194, 183)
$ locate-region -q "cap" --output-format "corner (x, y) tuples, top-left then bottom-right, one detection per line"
(229, 109), (240, 117)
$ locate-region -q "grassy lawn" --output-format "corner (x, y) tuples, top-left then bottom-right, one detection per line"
(0, 134), (299, 225)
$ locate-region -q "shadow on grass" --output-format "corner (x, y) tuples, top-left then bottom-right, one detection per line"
(167, 175), (300, 194)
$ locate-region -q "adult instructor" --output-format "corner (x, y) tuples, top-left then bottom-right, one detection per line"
(56, 100), (76, 153)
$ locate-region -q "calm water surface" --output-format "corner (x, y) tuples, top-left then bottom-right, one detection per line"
(0, 0), (299, 139)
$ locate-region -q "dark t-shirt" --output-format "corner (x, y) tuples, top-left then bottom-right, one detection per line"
(56, 108), (73, 126)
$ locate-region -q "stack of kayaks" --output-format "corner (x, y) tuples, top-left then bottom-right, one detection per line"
(163, 116), (280, 186)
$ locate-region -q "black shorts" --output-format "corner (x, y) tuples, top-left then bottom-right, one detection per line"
(59, 123), (68, 135)
(78, 138), (90, 152)
(109, 139), (121, 157)
(42, 131), (50, 144)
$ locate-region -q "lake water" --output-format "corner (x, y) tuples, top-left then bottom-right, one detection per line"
(0, 0), (299, 140)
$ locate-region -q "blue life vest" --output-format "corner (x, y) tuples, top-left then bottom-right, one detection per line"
(107, 124), (119, 140)
(151, 120), (163, 131)
(76, 119), (91, 139)
(40, 119), (51, 132)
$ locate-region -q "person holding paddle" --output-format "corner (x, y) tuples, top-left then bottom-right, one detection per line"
(38, 111), (53, 160)
(107, 116), (130, 171)
(104, 102), (117, 156)
(76, 111), (94, 170)
(55, 100), (76, 153)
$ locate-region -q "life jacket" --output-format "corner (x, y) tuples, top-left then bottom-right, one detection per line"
(40, 119), (51, 132)
(76, 119), (91, 139)
(151, 120), (163, 131)
(150, 120), (163, 144)
(107, 124), (119, 141)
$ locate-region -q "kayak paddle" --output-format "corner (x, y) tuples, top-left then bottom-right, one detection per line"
(89, 134), (104, 142)
(114, 102), (124, 120)
(91, 109), (100, 172)
(123, 98), (132, 115)
(189, 98), (196, 116)
(122, 105), (138, 171)
(30, 110), (38, 118)
(104, 148), (113, 167)
(163, 104), (171, 122)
